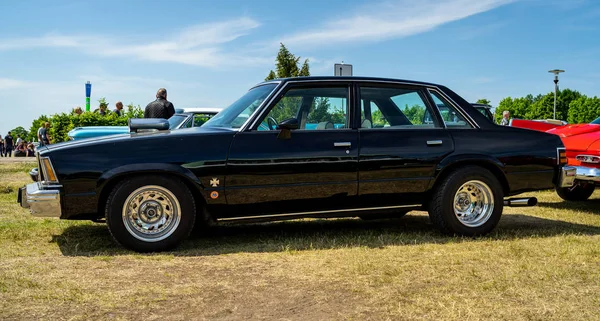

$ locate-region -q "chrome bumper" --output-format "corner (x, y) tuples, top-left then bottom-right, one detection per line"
(17, 182), (61, 218)
(559, 166), (577, 188)
(573, 166), (600, 183)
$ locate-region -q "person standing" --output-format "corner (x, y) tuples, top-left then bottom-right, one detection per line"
(144, 88), (175, 119)
(4, 132), (14, 157)
(113, 101), (124, 116)
(37, 122), (51, 146)
(500, 110), (511, 126)
(16, 135), (22, 146)
(0, 135), (4, 157)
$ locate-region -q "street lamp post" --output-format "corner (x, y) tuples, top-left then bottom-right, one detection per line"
(548, 69), (564, 120)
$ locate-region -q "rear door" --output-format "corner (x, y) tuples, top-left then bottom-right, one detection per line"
(357, 83), (455, 207)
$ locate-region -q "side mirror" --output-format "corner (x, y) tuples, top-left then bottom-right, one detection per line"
(277, 118), (299, 130)
(277, 118), (299, 140)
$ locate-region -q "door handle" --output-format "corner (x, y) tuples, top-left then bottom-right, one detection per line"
(334, 142), (351, 148)
(427, 140), (443, 146)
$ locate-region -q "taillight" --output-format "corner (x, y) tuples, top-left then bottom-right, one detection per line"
(557, 148), (567, 165)
(576, 155), (600, 164)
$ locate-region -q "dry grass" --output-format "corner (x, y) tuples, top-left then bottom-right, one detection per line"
(1, 162), (599, 320)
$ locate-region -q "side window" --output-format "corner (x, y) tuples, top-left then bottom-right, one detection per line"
(360, 86), (439, 129)
(258, 86), (349, 130)
(192, 113), (212, 127)
(429, 91), (473, 129)
(361, 100), (389, 128)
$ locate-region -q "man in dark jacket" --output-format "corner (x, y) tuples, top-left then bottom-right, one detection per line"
(144, 88), (175, 119)
(4, 132), (14, 157)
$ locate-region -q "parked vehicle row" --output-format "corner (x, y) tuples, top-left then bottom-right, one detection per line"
(511, 117), (600, 200)
(19, 76), (576, 252)
(67, 107), (223, 140)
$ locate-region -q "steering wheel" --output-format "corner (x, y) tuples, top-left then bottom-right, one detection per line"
(267, 116), (278, 130)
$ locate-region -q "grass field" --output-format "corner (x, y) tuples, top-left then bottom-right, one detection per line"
(1, 161), (599, 320)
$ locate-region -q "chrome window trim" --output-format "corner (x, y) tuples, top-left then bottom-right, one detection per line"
(240, 78), (481, 131)
(427, 88), (480, 129)
(237, 82), (284, 132)
(243, 81), (353, 132)
(218, 204), (420, 222)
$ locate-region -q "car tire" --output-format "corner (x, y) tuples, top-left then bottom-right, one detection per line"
(556, 184), (595, 202)
(428, 166), (504, 236)
(105, 175), (196, 252)
(359, 211), (408, 220)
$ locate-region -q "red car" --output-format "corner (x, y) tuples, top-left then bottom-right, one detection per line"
(511, 117), (600, 201)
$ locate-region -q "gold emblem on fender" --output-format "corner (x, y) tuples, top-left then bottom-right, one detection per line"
(210, 178), (220, 187)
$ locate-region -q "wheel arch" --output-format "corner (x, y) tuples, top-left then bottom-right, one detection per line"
(96, 163), (207, 219)
(429, 156), (510, 197)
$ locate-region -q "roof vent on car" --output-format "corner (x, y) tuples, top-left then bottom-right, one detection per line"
(129, 118), (170, 133)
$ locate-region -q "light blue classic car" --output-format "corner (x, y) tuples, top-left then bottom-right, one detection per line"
(67, 108), (222, 140)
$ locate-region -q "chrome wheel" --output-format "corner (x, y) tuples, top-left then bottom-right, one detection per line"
(122, 185), (181, 242)
(453, 180), (494, 228)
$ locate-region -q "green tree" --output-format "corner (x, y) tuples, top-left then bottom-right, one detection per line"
(10, 126), (28, 140)
(265, 43), (310, 80)
(568, 96), (600, 124)
(28, 115), (49, 142)
(298, 59), (310, 77)
(475, 98), (491, 105)
(263, 43), (312, 125)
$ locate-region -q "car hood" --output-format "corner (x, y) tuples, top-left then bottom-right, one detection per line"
(41, 126), (236, 153)
(547, 123), (600, 137)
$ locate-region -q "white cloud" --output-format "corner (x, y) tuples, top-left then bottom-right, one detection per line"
(282, 0), (515, 47)
(0, 17), (267, 68)
(0, 78), (28, 90)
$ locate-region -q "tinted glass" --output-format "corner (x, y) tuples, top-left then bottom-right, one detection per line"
(430, 91), (473, 129)
(168, 115), (187, 129)
(360, 86), (439, 129)
(203, 84), (277, 129)
(591, 117), (600, 125)
(259, 86), (349, 130)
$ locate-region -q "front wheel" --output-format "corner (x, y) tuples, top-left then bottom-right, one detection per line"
(556, 184), (595, 201)
(428, 166), (504, 236)
(105, 175), (196, 252)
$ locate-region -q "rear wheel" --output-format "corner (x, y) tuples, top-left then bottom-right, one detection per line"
(556, 184), (595, 201)
(105, 175), (196, 252)
(428, 166), (504, 236)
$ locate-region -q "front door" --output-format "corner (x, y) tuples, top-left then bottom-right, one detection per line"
(357, 84), (456, 207)
(225, 83), (359, 217)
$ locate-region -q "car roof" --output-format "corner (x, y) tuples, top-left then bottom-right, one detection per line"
(256, 76), (443, 88)
(177, 107), (222, 114)
(471, 103), (492, 109)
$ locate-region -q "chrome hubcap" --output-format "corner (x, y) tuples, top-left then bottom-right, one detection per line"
(453, 180), (494, 227)
(122, 185), (181, 242)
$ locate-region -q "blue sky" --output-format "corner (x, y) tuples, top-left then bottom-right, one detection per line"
(1, 0), (599, 134)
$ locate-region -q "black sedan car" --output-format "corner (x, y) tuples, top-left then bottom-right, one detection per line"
(19, 76), (576, 252)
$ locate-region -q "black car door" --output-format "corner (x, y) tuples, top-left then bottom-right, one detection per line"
(357, 83), (455, 207)
(224, 82), (359, 217)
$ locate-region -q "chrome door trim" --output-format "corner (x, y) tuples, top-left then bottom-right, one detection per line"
(218, 204), (420, 222)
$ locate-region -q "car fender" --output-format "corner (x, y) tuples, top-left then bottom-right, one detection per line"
(429, 154), (508, 192)
(97, 163), (204, 195)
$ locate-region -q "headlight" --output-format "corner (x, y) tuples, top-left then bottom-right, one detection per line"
(40, 156), (59, 184)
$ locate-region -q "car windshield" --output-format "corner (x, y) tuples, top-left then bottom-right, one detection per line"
(202, 84), (277, 129)
(168, 115), (187, 129)
(591, 117), (600, 125)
